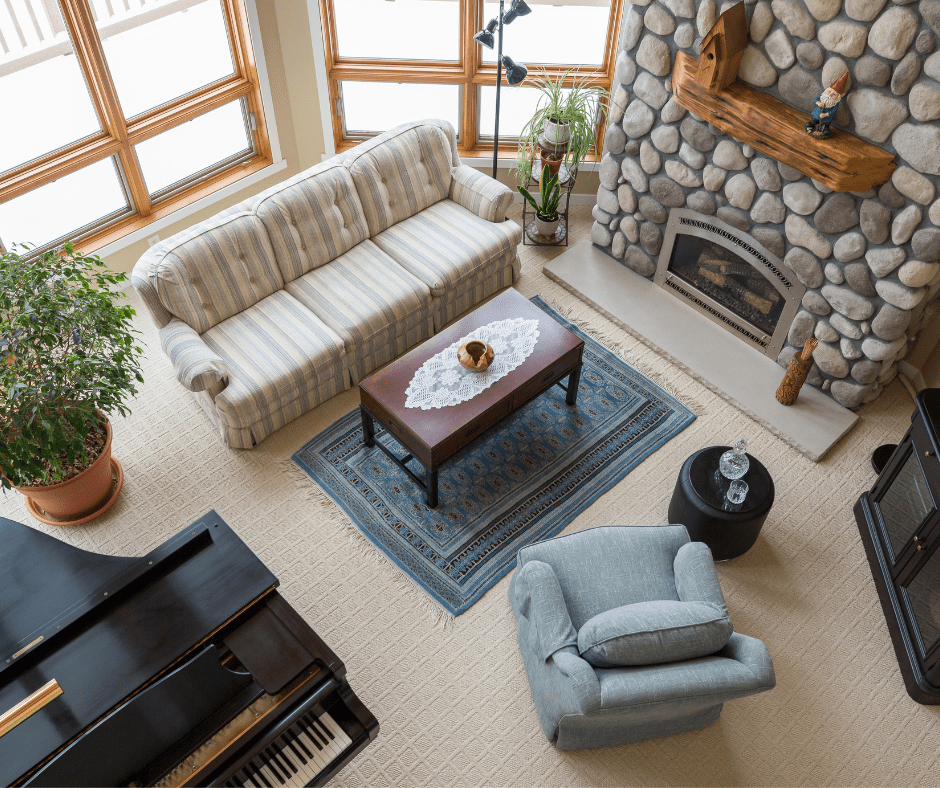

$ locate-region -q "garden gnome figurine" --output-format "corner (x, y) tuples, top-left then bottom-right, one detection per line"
(804, 71), (849, 139)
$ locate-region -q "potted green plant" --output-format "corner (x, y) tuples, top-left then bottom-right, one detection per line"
(518, 166), (564, 238)
(514, 69), (610, 185)
(0, 242), (143, 525)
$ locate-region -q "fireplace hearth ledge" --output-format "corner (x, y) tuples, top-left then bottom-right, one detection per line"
(545, 239), (858, 462)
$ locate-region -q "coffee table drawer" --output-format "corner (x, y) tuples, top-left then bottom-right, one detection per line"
(435, 398), (513, 460)
(512, 350), (581, 410)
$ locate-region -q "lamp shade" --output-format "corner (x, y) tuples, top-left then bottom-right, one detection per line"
(504, 0), (532, 24)
(473, 17), (499, 49)
(502, 56), (528, 85)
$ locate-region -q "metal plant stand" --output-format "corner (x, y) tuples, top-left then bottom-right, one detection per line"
(521, 157), (578, 247)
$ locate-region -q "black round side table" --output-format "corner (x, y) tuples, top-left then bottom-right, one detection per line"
(667, 446), (775, 560)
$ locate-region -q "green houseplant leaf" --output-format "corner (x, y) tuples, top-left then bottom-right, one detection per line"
(0, 242), (144, 490)
(511, 68), (610, 187)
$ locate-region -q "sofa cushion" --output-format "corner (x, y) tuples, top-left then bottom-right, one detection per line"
(254, 161), (370, 282)
(577, 600), (734, 669)
(201, 290), (347, 427)
(284, 240), (433, 380)
(345, 121), (456, 235)
(371, 199), (520, 297)
(146, 212), (284, 334)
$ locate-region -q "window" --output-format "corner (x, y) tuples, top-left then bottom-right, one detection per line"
(317, 0), (624, 159)
(0, 0), (272, 254)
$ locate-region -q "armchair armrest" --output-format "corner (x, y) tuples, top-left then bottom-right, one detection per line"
(509, 560), (578, 661)
(716, 632), (776, 690)
(159, 319), (228, 397)
(673, 541), (729, 618)
(449, 164), (514, 223)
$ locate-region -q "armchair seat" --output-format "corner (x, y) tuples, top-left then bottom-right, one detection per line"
(508, 525), (775, 750)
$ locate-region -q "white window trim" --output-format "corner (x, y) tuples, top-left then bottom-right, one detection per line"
(97, 0), (285, 260)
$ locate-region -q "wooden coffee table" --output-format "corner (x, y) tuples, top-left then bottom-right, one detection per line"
(358, 288), (584, 508)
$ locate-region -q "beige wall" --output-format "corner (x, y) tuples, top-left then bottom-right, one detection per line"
(103, 2), (599, 276)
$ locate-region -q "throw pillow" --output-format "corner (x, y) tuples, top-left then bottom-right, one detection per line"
(577, 600), (733, 668)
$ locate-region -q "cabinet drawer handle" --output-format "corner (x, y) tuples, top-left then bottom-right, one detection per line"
(464, 424), (482, 438)
(541, 370), (555, 382)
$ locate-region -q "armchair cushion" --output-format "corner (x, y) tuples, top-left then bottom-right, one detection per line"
(577, 600), (733, 669)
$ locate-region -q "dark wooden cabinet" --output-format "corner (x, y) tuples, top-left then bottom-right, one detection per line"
(855, 389), (940, 703)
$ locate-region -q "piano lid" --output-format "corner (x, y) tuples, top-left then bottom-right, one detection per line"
(0, 517), (136, 658)
(0, 511), (278, 787)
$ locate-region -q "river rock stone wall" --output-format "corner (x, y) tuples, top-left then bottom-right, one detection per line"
(593, 0), (940, 407)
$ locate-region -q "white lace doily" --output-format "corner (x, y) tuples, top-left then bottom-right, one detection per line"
(404, 317), (540, 410)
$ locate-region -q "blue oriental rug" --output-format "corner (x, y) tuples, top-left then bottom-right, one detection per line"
(292, 297), (695, 616)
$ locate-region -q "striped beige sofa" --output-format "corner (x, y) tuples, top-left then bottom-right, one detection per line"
(132, 119), (522, 448)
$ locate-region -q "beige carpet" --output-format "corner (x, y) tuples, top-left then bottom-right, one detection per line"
(4, 205), (938, 787)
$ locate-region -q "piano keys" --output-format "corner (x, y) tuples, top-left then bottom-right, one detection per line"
(0, 510), (378, 787)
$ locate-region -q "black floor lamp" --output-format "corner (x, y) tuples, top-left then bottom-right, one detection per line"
(474, 1), (531, 179)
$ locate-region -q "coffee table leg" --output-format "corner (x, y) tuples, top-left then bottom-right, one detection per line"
(360, 407), (375, 447)
(566, 363), (582, 406)
(426, 467), (439, 509)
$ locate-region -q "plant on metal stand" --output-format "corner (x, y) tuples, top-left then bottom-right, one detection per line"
(517, 165), (564, 238)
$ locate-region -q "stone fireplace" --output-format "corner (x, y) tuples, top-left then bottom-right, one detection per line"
(590, 0), (940, 408)
(654, 208), (806, 357)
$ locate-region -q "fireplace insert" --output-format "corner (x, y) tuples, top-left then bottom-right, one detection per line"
(654, 209), (805, 358)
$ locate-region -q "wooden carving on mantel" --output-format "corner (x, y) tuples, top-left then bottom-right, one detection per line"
(672, 2), (895, 192)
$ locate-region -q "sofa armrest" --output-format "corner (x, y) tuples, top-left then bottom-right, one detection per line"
(716, 632), (776, 690)
(449, 164), (514, 223)
(673, 541), (729, 618)
(159, 320), (228, 397)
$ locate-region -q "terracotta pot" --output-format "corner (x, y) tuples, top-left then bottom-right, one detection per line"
(17, 419), (116, 522)
(540, 149), (564, 178)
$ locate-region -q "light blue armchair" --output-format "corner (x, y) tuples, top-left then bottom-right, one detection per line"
(508, 525), (775, 750)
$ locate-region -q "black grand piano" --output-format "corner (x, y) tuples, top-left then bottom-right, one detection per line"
(0, 510), (378, 787)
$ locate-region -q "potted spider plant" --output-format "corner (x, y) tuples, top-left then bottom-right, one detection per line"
(0, 242), (144, 525)
(518, 166), (564, 238)
(514, 69), (609, 185)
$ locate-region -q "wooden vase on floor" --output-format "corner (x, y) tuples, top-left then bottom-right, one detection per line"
(776, 339), (818, 405)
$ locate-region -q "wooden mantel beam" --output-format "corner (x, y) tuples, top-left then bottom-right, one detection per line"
(673, 51), (896, 192)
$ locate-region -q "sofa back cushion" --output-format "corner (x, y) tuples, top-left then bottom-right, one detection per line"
(147, 212), (283, 334)
(345, 120), (456, 236)
(254, 161), (370, 281)
(577, 600), (733, 668)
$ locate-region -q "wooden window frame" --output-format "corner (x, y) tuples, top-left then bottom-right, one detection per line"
(0, 0), (273, 254)
(317, 0), (625, 162)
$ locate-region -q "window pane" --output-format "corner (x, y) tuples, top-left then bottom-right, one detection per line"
(341, 82), (459, 135)
(95, 0), (235, 119)
(481, 1), (611, 67)
(0, 0), (101, 174)
(334, 0), (459, 61)
(135, 100), (252, 196)
(0, 158), (128, 249)
(478, 84), (572, 139)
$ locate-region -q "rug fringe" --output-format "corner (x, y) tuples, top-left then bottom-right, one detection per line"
(282, 459), (456, 630)
(547, 298), (710, 415)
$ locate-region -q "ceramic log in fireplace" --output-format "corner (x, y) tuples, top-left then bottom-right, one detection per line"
(653, 209), (806, 360)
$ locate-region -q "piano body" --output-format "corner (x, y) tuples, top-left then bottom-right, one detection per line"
(0, 510), (378, 787)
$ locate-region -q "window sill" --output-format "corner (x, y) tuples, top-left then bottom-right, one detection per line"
(90, 156), (288, 261)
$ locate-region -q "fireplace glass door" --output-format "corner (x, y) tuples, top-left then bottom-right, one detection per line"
(667, 234), (786, 339)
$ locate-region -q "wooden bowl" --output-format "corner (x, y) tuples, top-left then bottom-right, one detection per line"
(457, 340), (495, 372)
